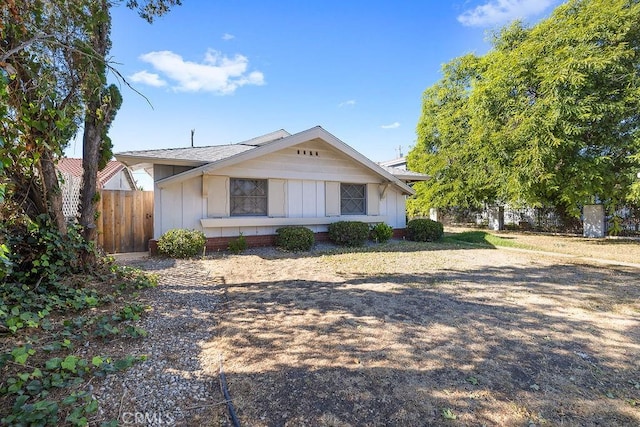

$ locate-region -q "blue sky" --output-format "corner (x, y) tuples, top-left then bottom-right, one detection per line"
(66, 0), (564, 188)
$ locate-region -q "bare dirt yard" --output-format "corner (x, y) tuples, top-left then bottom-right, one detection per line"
(109, 234), (640, 426)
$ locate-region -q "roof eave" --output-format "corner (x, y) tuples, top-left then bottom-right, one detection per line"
(115, 154), (206, 169)
(147, 126), (413, 195)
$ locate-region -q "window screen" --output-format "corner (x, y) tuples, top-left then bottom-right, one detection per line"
(230, 178), (267, 216)
(340, 183), (366, 215)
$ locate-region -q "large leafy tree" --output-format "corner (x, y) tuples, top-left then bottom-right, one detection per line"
(1, 1), (85, 233)
(409, 0), (640, 219)
(1, 0), (180, 256)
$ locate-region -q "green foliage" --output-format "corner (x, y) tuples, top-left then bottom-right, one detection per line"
(228, 232), (248, 254)
(609, 215), (623, 236)
(406, 219), (444, 242)
(0, 257), (153, 426)
(409, 0), (640, 218)
(369, 223), (394, 243)
(1, 353), (146, 426)
(275, 226), (315, 251)
(328, 221), (370, 247)
(157, 228), (206, 258)
(3, 215), (93, 286)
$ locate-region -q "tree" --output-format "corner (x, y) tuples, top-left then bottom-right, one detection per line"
(410, 0), (640, 220)
(78, 0), (180, 250)
(1, 1), (85, 233)
(1, 0), (181, 245)
(407, 54), (493, 216)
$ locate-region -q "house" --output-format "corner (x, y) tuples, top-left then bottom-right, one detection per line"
(115, 126), (429, 251)
(379, 156), (407, 171)
(57, 158), (137, 219)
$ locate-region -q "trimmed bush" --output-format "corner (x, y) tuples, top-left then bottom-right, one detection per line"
(228, 232), (247, 254)
(157, 228), (206, 258)
(406, 218), (444, 242)
(275, 226), (315, 251)
(370, 222), (394, 243)
(328, 221), (370, 247)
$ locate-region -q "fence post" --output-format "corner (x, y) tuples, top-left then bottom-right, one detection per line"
(488, 206), (504, 231)
(583, 204), (605, 238)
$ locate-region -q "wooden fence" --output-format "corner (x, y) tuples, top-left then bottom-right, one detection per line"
(96, 190), (154, 253)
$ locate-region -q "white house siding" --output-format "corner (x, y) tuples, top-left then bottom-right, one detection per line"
(153, 141), (408, 238)
(102, 171), (134, 190)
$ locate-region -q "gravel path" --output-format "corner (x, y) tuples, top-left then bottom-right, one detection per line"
(94, 258), (225, 426)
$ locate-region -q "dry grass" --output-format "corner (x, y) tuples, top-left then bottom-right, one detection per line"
(188, 239), (640, 426)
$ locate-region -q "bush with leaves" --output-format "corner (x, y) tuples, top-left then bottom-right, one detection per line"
(157, 228), (206, 258)
(370, 223), (394, 243)
(3, 215), (93, 287)
(0, 218), (156, 426)
(228, 233), (247, 254)
(328, 221), (370, 247)
(275, 226), (315, 251)
(406, 218), (444, 242)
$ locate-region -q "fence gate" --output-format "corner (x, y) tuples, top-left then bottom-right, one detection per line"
(97, 190), (154, 253)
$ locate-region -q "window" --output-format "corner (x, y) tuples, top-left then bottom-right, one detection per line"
(341, 183), (366, 215)
(230, 178), (267, 216)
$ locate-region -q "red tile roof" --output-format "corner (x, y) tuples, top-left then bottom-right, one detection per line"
(57, 158), (128, 188)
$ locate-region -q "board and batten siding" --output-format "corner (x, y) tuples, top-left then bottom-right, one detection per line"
(153, 141), (408, 238)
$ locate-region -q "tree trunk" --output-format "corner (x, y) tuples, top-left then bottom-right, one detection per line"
(79, 0), (110, 263)
(40, 150), (67, 234)
(79, 106), (101, 246)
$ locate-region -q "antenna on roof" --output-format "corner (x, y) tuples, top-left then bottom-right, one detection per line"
(397, 145), (403, 158)
(191, 129), (195, 147)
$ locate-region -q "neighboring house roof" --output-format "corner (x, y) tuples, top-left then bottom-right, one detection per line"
(379, 156), (407, 169)
(116, 126), (420, 195)
(57, 158), (136, 189)
(379, 156), (430, 183)
(379, 165), (429, 183)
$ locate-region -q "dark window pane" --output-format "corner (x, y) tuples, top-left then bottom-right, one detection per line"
(230, 178), (268, 216)
(340, 183), (366, 215)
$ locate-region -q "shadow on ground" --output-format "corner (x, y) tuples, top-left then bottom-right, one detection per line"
(127, 257), (640, 426)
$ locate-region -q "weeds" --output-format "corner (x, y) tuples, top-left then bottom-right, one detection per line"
(1, 253), (156, 425)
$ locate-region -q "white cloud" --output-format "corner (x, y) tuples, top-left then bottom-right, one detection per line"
(222, 33), (235, 41)
(339, 99), (356, 108)
(137, 49), (265, 94)
(129, 70), (167, 87)
(381, 122), (400, 129)
(457, 0), (555, 27)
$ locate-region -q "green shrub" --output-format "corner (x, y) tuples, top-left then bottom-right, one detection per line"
(157, 228), (206, 258)
(328, 221), (370, 247)
(275, 226), (315, 251)
(406, 218), (444, 242)
(228, 232), (247, 254)
(4, 215), (93, 287)
(370, 222), (394, 243)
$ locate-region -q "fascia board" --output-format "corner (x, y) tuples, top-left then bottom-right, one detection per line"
(154, 126), (415, 195)
(115, 154), (206, 169)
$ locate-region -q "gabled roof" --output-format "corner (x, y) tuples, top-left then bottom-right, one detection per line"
(57, 158), (136, 189)
(116, 126), (417, 195)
